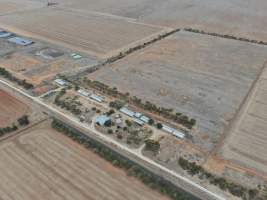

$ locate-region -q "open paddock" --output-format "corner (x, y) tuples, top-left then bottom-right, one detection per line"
(0, 7), (166, 58)
(0, 89), (29, 127)
(221, 68), (267, 176)
(0, 52), (41, 73)
(0, 121), (169, 200)
(87, 31), (267, 151)
(59, 0), (267, 42)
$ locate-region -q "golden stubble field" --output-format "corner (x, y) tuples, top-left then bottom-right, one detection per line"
(0, 7), (165, 58)
(0, 121), (169, 200)
(221, 65), (267, 176)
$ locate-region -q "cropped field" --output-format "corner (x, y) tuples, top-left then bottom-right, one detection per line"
(221, 66), (267, 175)
(88, 31), (267, 151)
(59, 0), (267, 42)
(0, 89), (29, 127)
(0, 7), (165, 58)
(0, 121), (169, 200)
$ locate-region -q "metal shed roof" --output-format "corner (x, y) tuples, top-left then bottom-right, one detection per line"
(8, 37), (33, 46)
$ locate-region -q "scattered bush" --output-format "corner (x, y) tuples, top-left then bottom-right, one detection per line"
(145, 139), (160, 153)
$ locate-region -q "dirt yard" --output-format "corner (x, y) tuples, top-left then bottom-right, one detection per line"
(221, 65), (267, 176)
(0, 120), (169, 200)
(87, 31), (267, 151)
(0, 7), (165, 58)
(0, 89), (29, 127)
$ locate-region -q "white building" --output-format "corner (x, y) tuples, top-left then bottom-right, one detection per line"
(140, 115), (150, 123)
(90, 94), (103, 103)
(162, 124), (185, 139)
(78, 89), (90, 97)
(54, 79), (67, 86)
(120, 107), (135, 117)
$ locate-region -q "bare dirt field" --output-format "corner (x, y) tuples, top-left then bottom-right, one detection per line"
(0, 89), (29, 127)
(87, 31), (267, 151)
(0, 120), (169, 200)
(0, 52), (41, 72)
(221, 65), (267, 176)
(58, 0), (267, 42)
(0, 7), (166, 58)
(0, 39), (98, 86)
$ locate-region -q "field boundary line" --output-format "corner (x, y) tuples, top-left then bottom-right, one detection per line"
(0, 118), (49, 144)
(184, 28), (267, 46)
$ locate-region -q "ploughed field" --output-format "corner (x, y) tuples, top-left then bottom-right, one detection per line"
(0, 7), (165, 58)
(0, 89), (29, 127)
(0, 121), (169, 200)
(221, 66), (267, 176)
(88, 31), (267, 151)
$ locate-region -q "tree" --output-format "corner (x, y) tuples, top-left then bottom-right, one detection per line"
(148, 118), (154, 125)
(17, 115), (29, 126)
(74, 85), (80, 91)
(145, 139), (160, 152)
(125, 120), (132, 127)
(107, 129), (113, 134)
(156, 123), (163, 129)
(106, 109), (115, 116)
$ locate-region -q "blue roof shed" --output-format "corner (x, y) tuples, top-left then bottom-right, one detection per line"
(8, 37), (33, 46)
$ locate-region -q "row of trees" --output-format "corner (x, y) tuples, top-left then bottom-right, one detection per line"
(178, 157), (262, 200)
(0, 115), (29, 137)
(0, 67), (33, 89)
(82, 78), (196, 129)
(51, 119), (199, 200)
(184, 28), (267, 46)
(105, 29), (180, 64)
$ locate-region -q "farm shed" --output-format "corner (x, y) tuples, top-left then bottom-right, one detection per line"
(54, 79), (67, 86)
(90, 94), (103, 103)
(8, 37), (33, 46)
(120, 107), (135, 117)
(0, 30), (11, 38)
(96, 115), (111, 126)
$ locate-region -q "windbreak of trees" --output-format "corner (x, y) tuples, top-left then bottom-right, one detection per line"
(105, 29), (180, 64)
(51, 119), (200, 200)
(184, 28), (267, 46)
(0, 67), (33, 89)
(0, 115), (30, 137)
(178, 157), (262, 200)
(82, 78), (196, 129)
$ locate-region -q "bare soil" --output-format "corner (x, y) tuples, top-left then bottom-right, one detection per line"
(0, 89), (29, 127)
